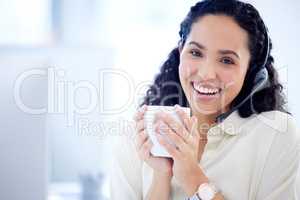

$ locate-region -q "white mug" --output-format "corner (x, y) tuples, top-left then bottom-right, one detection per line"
(144, 105), (191, 157)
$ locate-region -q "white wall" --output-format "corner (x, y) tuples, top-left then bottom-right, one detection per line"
(247, 0), (300, 122)
(45, 47), (115, 182)
(0, 55), (48, 200)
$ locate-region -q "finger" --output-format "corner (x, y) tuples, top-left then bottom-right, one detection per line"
(155, 112), (189, 143)
(187, 117), (208, 148)
(135, 119), (146, 132)
(135, 130), (148, 150)
(156, 134), (180, 159)
(155, 121), (186, 151)
(133, 105), (147, 121)
(175, 104), (192, 132)
(190, 116), (200, 139)
(139, 138), (153, 160)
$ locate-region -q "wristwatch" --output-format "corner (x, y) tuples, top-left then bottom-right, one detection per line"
(188, 182), (219, 200)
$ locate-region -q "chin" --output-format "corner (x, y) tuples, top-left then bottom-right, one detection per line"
(189, 102), (221, 115)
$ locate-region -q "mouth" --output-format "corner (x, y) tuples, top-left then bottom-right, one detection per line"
(191, 81), (222, 97)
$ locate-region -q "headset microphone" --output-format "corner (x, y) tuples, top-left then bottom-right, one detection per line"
(215, 25), (270, 123)
(216, 67), (269, 122)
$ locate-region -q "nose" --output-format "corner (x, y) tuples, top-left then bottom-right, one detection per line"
(197, 61), (217, 81)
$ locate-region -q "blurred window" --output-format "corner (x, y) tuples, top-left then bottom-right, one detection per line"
(0, 0), (52, 46)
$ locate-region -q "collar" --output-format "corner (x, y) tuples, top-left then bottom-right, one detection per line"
(210, 110), (251, 136)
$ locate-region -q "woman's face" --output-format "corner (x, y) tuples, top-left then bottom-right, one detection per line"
(179, 14), (251, 115)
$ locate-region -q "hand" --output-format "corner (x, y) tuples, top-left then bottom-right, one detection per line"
(154, 105), (209, 196)
(134, 105), (173, 178)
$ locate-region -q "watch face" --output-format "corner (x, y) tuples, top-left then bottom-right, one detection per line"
(188, 183), (218, 200)
(198, 183), (217, 200)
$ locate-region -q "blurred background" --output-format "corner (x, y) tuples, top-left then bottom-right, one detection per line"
(0, 0), (299, 200)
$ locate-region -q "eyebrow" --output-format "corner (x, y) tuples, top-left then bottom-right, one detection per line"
(188, 41), (240, 59)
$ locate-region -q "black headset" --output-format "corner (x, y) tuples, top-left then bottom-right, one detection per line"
(215, 25), (270, 123)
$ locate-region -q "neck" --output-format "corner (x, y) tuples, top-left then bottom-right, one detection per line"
(190, 104), (231, 137)
(193, 112), (218, 139)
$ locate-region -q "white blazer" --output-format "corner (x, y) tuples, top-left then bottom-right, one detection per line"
(110, 110), (300, 200)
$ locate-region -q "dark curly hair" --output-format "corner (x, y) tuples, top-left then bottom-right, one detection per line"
(141, 0), (289, 118)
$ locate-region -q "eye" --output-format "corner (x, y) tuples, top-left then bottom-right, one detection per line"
(189, 49), (202, 57)
(220, 57), (235, 65)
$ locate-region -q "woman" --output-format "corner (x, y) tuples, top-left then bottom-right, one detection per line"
(110, 0), (300, 199)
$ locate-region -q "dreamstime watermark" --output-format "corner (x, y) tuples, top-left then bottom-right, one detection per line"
(13, 66), (290, 134)
(14, 67), (154, 126)
(76, 117), (137, 139)
(75, 116), (240, 140)
(14, 67), (224, 125)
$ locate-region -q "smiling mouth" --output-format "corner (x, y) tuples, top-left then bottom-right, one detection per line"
(191, 82), (222, 96)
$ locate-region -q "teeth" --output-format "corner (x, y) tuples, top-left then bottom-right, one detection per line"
(193, 83), (219, 94)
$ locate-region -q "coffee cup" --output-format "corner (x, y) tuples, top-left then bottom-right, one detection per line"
(144, 105), (191, 157)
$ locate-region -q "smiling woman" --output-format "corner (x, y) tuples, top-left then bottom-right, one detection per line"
(178, 14), (252, 117)
(110, 0), (300, 200)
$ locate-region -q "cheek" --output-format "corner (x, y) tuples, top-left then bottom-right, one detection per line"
(178, 60), (198, 80)
(221, 70), (246, 96)
(219, 68), (245, 87)
(219, 71), (235, 86)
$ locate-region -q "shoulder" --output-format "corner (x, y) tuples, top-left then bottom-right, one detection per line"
(110, 115), (142, 173)
(112, 127), (141, 164)
(252, 111), (300, 198)
(111, 126), (143, 183)
(110, 125), (143, 199)
(252, 110), (300, 151)
(237, 110), (300, 152)
(254, 111), (299, 135)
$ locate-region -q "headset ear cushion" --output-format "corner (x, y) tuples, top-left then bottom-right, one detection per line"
(252, 67), (269, 91)
(254, 67), (268, 83)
